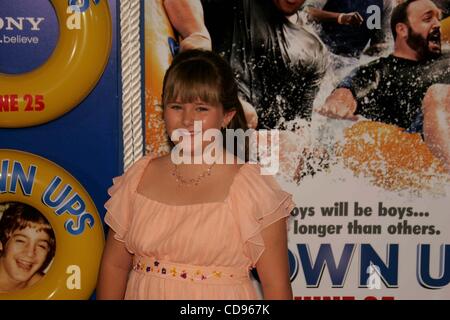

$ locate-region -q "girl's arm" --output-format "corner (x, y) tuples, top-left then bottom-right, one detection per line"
(96, 231), (133, 300)
(256, 218), (293, 300)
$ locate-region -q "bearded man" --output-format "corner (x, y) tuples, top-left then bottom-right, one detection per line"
(318, 0), (450, 133)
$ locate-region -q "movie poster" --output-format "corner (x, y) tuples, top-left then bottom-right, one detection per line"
(144, 0), (450, 299)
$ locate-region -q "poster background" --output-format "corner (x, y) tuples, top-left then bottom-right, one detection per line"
(0, 0), (122, 228)
(144, 0), (450, 299)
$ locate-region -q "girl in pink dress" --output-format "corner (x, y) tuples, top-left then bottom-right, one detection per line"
(97, 50), (295, 300)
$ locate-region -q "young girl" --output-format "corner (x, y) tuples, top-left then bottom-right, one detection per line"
(97, 50), (295, 300)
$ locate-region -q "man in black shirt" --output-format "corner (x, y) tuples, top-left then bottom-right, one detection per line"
(318, 0), (449, 133)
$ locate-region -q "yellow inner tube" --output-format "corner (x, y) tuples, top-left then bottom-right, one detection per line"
(0, 0), (112, 128)
(340, 121), (448, 191)
(0, 149), (105, 299)
(441, 16), (450, 43)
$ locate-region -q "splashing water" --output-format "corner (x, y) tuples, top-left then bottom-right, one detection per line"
(276, 24), (450, 197)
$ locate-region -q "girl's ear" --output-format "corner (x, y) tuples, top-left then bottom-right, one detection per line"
(223, 110), (237, 128)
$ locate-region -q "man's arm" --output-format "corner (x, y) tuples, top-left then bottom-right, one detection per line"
(306, 7), (340, 22)
(317, 67), (360, 120)
(304, 0), (363, 26)
(423, 84), (450, 173)
(163, 0), (211, 51)
(307, 7), (363, 25)
(318, 58), (386, 120)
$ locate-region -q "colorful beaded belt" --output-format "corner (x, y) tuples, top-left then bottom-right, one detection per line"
(132, 256), (250, 284)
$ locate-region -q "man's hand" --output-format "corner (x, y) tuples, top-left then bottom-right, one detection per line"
(317, 88), (358, 120)
(180, 32), (212, 51)
(339, 12), (364, 26)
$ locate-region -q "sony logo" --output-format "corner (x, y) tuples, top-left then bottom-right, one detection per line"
(0, 17), (45, 31)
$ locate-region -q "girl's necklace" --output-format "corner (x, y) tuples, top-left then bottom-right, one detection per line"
(172, 163), (215, 187)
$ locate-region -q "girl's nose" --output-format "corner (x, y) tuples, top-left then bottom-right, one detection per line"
(182, 109), (195, 127)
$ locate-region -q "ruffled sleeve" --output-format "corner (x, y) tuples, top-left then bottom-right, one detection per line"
(228, 164), (295, 268)
(104, 156), (151, 242)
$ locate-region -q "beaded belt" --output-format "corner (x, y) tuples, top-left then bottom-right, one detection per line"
(132, 256), (250, 285)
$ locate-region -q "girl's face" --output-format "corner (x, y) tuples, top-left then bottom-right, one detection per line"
(164, 99), (235, 154)
(0, 225), (51, 287)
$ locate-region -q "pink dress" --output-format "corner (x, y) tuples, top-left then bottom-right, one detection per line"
(104, 156), (294, 300)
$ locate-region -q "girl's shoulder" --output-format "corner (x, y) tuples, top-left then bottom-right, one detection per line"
(122, 154), (163, 179)
(227, 162), (295, 266)
(109, 155), (156, 193)
(229, 162), (290, 203)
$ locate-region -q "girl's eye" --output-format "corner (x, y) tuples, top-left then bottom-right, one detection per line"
(196, 106), (209, 112)
(169, 104), (182, 110)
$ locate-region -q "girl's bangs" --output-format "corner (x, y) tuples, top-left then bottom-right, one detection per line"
(164, 61), (222, 106)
